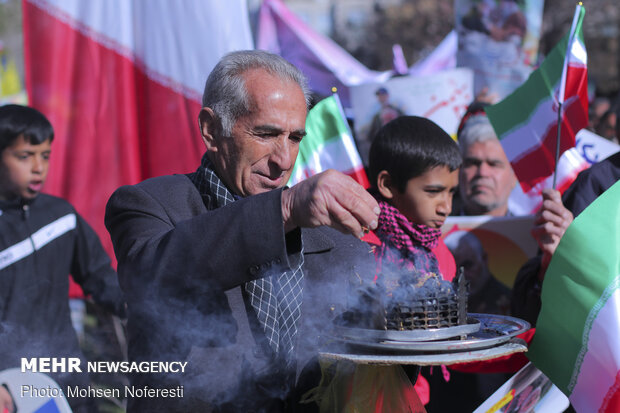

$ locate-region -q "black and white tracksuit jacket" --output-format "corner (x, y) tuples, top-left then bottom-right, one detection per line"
(0, 193), (124, 404)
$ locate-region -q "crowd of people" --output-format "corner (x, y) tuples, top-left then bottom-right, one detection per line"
(1, 49), (618, 413)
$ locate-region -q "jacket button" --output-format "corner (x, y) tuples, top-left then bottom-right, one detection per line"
(249, 265), (260, 275)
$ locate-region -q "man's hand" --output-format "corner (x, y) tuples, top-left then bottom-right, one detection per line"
(281, 169), (380, 238)
(0, 385), (14, 413)
(531, 188), (573, 275)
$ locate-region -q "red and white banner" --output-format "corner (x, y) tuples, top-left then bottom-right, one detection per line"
(23, 0), (254, 261)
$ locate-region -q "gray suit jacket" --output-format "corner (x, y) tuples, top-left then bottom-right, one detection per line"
(105, 174), (374, 412)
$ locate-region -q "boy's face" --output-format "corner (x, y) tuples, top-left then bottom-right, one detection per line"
(0, 135), (51, 201)
(391, 165), (458, 229)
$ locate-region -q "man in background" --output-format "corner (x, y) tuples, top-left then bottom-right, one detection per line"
(454, 104), (517, 217)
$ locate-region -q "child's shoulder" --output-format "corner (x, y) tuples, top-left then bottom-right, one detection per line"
(32, 193), (77, 214)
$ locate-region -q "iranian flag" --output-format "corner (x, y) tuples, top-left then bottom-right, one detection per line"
(23, 0), (253, 259)
(527, 180), (620, 412)
(288, 94), (369, 188)
(486, 4), (588, 193)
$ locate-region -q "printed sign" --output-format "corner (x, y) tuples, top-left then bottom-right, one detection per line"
(473, 362), (570, 413)
(455, 0), (544, 100)
(350, 68), (474, 164)
(442, 215), (536, 288)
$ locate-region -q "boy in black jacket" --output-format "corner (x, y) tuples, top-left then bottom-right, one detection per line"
(0, 104), (124, 413)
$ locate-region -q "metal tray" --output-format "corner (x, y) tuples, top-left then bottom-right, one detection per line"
(327, 313), (530, 354)
(333, 316), (481, 343)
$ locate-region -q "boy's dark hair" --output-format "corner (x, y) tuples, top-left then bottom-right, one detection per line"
(0, 104), (54, 154)
(368, 115), (462, 193)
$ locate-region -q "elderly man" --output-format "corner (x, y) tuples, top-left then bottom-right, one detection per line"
(456, 108), (517, 216)
(105, 50), (379, 412)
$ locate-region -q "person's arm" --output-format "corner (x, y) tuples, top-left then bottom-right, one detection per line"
(511, 189), (573, 325)
(70, 211), (126, 318)
(105, 171), (379, 301)
(105, 180), (295, 298)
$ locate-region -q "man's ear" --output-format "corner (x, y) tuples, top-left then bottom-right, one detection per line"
(198, 107), (219, 151)
(376, 170), (395, 199)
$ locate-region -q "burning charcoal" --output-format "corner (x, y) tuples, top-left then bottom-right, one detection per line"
(339, 266), (469, 331)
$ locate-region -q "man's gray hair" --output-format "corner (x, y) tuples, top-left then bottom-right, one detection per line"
(202, 50), (311, 136)
(457, 114), (499, 155)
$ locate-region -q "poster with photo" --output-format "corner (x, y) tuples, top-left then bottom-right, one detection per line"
(350, 68), (474, 165)
(441, 215), (537, 289)
(455, 0), (544, 100)
(473, 362), (570, 413)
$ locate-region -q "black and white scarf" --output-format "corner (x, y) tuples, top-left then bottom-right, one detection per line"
(191, 154), (304, 363)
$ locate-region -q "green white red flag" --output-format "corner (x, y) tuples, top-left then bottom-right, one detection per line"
(288, 94), (369, 187)
(528, 180), (620, 413)
(486, 4), (588, 193)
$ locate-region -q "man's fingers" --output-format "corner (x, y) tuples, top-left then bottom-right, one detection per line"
(538, 209), (569, 228)
(540, 198), (572, 218)
(320, 170), (379, 234)
(335, 188), (379, 233)
(541, 188), (561, 202)
(284, 170), (380, 235)
(532, 222), (565, 252)
(329, 200), (376, 238)
(541, 221), (566, 238)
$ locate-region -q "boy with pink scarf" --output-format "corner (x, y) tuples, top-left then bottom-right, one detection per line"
(363, 116), (461, 410)
(365, 115), (460, 285)
(308, 116), (460, 412)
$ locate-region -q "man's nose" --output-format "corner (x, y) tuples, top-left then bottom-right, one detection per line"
(270, 136), (296, 171)
(477, 161), (492, 177)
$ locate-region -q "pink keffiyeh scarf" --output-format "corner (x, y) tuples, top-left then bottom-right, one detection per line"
(375, 198), (442, 275)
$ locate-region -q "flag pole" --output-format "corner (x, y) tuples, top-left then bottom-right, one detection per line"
(553, 2), (583, 189)
(331, 86), (350, 135)
(553, 104), (562, 189)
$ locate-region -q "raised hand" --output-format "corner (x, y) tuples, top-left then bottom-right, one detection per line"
(531, 188), (573, 272)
